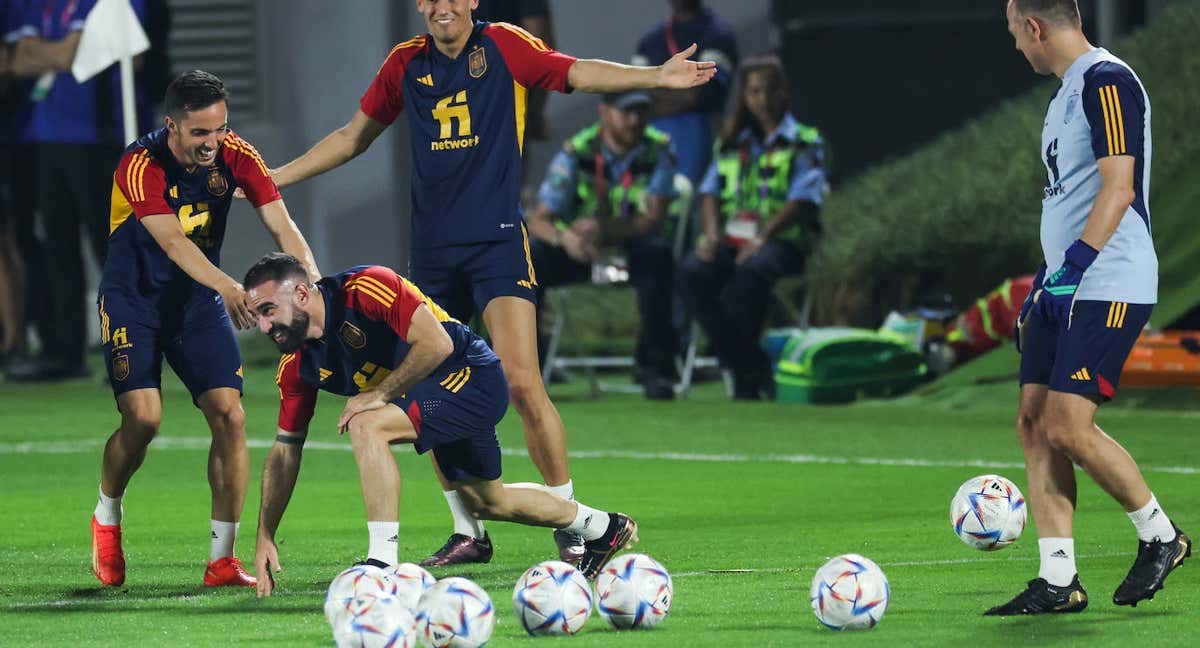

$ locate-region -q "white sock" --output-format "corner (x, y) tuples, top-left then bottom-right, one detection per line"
(444, 490), (486, 539)
(367, 521), (399, 565)
(210, 520), (238, 561)
(545, 480), (574, 501)
(1037, 537), (1077, 587)
(563, 502), (610, 541)
(94, 486), (122, 526)
(1128, 494), (1175, 542)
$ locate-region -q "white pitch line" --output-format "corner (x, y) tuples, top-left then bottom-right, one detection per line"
(2, 436), (1197, 475)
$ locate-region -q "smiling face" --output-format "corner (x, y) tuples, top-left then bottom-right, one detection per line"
(165, 101), (229, 169)
(417, 0), (478, 49)
(248, 279), (313, 354)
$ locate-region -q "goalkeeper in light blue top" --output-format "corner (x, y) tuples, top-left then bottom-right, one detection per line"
(989, 0), (1190, 619)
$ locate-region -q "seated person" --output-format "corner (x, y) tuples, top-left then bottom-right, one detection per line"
(526, 90), (679, 400)
(678, 54), (827, 400)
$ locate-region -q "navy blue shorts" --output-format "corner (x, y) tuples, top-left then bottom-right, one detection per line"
(393, 360), (509, 482)
(98, 292), (244, 404)
(409, 224), (538, 323)
(1019, 299), (1152, 400)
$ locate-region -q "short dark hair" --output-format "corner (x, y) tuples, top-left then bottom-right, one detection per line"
(1011, 0), (1081, 27)
(244, 253), (309, 290)
(164, 70), (228, 120)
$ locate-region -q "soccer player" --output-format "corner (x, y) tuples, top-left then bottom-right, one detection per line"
(90, 71), (319, 588)
(989, 0), (1190, 615)
(244, 253), (638, 596)
(264, 0), (715, 566)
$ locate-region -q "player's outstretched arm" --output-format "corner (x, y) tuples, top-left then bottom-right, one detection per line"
(255, 431), (305, 597)
(272, 110), (388, 190)
(254, 199), (321, 281)
(139, 213), (257, 329)
(567, 43), (716, 94)
(336, 305), (454, 431)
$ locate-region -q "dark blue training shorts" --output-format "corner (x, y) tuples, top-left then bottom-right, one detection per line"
(1020, 299), (1152, 400)
(408, 224), (538, 323)
(393, 360), (509, 482)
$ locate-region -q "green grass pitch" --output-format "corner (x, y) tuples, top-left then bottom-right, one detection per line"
(2, 343), (1197, 646)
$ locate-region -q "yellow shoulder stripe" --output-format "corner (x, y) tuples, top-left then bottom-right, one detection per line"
(493, 22), (548, 51)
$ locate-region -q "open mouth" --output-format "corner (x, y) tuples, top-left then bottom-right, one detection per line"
(196, 148), (216, 164)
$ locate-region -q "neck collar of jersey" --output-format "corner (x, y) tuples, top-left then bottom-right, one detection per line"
(428, 20), (484, 63)
(1062, 47), (1104, 83)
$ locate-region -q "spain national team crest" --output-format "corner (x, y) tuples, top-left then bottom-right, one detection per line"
(1064, 91), (1080, 124)
(113, 354), (130, 382)
(207, 168), (229, 196)
(469, 46), (487, 78)
(340, 321), (367, 349)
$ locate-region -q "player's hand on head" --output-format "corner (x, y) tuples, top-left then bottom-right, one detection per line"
(658, 43), (717, 89)
(219, 280), (257, 330)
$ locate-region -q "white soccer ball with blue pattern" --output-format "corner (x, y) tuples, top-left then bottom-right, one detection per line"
(512, 560), (592, 636)
(333, 592), (419, 648)
(416, 577), (495, 648)
(950, 474), (1027, 550)
(385, 562), (437, 613)
(810, 554), (889, 631)
(326, 564), (394, 628)
(594, 553), (673, 630)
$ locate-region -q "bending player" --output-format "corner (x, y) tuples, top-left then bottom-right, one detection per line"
(244, 253), (637, 596)
(261, 0), (715, 565)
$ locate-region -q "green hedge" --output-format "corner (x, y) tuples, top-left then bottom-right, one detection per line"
(812, 2), (1200, 326)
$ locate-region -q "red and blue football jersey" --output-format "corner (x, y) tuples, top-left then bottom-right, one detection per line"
(360, 21), (576, 249)
(275, 265), (499, 434)
(101, 127), (280, 321)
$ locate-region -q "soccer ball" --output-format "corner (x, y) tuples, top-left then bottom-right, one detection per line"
(416, 577), (495, 648)
(950, 474), (1027, 550)
(385, 562), (437, 613)
(810, 554), (890, 631)
(594, 553), (673, 630)
(333, 593), (419, 648)
(326, 564), (393, 627)
(512, 560), (593, 636)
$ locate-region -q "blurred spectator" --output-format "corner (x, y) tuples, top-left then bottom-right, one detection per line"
(6, 0), (153, 381)
(526, 91), (679, 400)
(632, 0), (737, 184)
(678, 55), (827, 400)
(0, 0), (41, 367)
(473, 0), (555, 143)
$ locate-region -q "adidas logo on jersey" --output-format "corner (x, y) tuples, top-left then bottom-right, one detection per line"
(416, 74), (433, 86)
(1070, 368), (1092, 381)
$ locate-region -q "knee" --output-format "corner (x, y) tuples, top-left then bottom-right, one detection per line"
(120, 409), (161, 445)
(1015, 408), (1043, 449)
(346, 414), (386, 451)
(457, 490), (509, 521)
(208, 403), (247, 439)
(1039, 408), (1082, 456)
(505, 365), (545, 411)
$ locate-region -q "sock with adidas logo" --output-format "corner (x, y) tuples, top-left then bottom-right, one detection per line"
(563, 503), (610, 542)
(367, 521), (399, 566)
(210, 520), (238, 561)
(1128, 493), (1175, 542)
(1037, 537), (1077, 587)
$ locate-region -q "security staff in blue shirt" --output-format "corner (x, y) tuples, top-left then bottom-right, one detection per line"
(526, 90), (680, 399)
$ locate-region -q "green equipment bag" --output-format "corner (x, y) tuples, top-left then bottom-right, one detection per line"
(774, 328), (928, 404)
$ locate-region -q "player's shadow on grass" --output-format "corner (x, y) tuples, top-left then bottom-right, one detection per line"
(8, 586), (318, 615)
(985, 608), (1178, 640)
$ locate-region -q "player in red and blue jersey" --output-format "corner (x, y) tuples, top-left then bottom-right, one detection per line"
(90, 71), (319, 589)
(267, 0), (715, 566)
(243, 253), (637, 595)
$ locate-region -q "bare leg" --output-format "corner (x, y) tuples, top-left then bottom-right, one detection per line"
(101, 388), (163, 498)
(483, 296), (569, 486)
(345, 404), (418, 521)
(1042, 390), (1153, 512)
(1016, 383), (1076, 538)
(197, 388), (249, 523)
(454, 478), (576, 528)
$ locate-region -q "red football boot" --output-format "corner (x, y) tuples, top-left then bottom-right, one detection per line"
(91, 515), (126, 587)
(203, 556), (257, 587)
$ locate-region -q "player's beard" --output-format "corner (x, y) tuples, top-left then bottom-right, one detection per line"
(269, 311), (310, 353)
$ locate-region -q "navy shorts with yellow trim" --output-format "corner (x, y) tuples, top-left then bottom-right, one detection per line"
(98, 292), (244, 404)
(1019, 299), (1152, 400)
(409, 224), (538, 323)
(394, 359), (509, 482)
